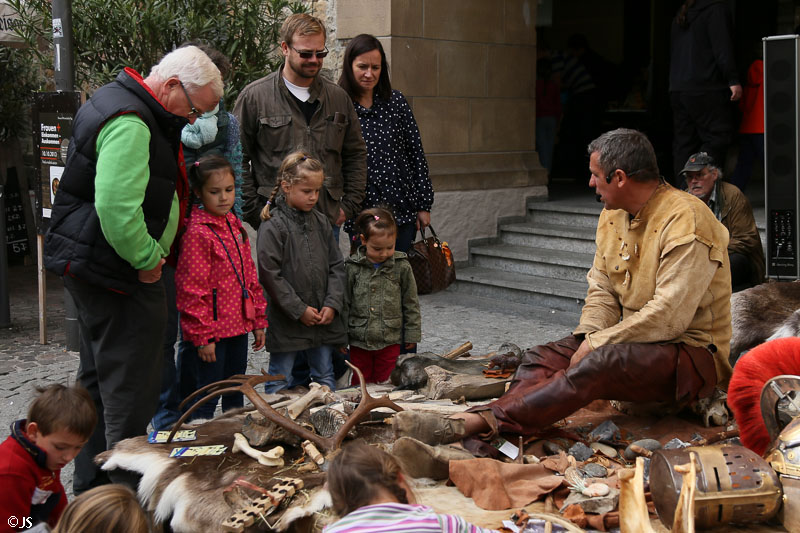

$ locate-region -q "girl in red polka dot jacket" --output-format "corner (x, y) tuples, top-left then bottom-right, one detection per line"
(175, 155), (267, 420)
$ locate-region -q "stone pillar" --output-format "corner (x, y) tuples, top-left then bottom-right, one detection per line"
(336, 0), (547, 261)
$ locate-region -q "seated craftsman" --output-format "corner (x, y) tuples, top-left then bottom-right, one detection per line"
(681, 152), (765, 292)
(395, 128), (733, 445)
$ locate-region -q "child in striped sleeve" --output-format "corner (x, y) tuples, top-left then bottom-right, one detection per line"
(324, 442), (499, 533)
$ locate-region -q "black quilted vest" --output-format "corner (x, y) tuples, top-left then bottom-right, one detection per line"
(44, 68), (188, 294)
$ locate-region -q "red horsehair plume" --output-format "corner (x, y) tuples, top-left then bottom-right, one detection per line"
(727, 337), (800, 455)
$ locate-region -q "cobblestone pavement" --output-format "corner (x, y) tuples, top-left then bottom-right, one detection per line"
(0, 262), (575, 496)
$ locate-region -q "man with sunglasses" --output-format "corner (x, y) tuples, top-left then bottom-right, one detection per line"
(680, 152), (764, 291)
(234, 13), (367, 232)
(44, 46), (223, 493)
(394, 129), (733, 453)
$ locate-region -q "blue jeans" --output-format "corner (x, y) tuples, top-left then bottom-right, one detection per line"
(265, 345), (336, 393)
(182, 334), (248, 421)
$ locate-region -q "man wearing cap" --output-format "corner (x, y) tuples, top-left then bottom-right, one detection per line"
(393, 129), (733, 454)
(681, 152), (764, 291)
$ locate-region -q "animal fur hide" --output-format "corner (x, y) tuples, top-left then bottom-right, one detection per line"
(730, 281), (800, 364)
(96, 411), (328, 532)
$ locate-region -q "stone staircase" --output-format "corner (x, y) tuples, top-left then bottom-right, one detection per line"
(454, 194), (767, 317)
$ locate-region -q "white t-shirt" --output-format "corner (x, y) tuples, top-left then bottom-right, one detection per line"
(283, 77), (311, 102)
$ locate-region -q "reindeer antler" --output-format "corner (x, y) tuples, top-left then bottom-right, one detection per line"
(167, 363), (403, 453)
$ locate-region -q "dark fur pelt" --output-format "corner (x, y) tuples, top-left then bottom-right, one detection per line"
(730, 281), (800, 365)
(390, 352), (490, 390)
(96, 410), (330, 532)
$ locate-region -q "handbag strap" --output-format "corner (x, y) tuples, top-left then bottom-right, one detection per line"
(417, 225), (440, 242)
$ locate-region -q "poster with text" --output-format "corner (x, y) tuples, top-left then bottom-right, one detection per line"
(32, 92), (81, 233)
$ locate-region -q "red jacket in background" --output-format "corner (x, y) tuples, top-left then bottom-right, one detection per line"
(176, 209), (267, 346)
(739, 59), (764, 134)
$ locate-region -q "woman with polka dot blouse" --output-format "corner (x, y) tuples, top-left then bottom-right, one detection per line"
(339, 34), (434, 254)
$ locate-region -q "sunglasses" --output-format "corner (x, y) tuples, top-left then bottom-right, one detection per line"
(291, 46), (329, 59)
(179, 81), (201, 118)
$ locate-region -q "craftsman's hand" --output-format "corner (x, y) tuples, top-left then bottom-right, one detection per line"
(138, 258), (165, 283)
(730, 84), (742, 101)
(569, 339), (593, 368)
(318, 306), (335, 325)
(405, 342), (417, 351)
(335, 208), (346, 226)
(300, 306), (321, 326)
(252, 329), (265, 351)
(416, 211), (431, 231)
(198, 343), (216, 363)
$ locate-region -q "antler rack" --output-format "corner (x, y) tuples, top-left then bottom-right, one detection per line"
(166, 362), (403, 453)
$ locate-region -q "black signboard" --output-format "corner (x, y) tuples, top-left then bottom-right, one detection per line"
(31, 91), (81, 233)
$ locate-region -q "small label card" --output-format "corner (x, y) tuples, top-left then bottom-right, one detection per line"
(148, 430), (197, 444)
(491, 438), (519, 460)
(169, 445), (227, 458)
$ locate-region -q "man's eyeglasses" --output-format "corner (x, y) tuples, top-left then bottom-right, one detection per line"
(291, 46), (329, 59)
(179, 81), (201, 118)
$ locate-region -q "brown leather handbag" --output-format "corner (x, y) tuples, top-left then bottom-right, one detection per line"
(406, 225), (456, 294)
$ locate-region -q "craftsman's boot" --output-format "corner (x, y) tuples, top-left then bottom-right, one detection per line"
(392, 411), (466, 445)
(392, 437), (474, 480)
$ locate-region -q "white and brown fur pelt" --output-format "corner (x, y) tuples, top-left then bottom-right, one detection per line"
(96, 410), (331, 532)
(730, 280), (800, 365)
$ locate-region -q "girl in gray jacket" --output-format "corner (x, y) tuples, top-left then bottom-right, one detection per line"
(257, 152), (346, 393)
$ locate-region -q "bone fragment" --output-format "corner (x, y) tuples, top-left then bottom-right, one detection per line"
(618, 457), (657, 533)
(231, 433), (285, 467)
(302, 440), (325, 465)
(628, 444), (653, 458)
(672, 452), (698, 533)
(287, 383), (335, 419)
(442, 342), (473, 359)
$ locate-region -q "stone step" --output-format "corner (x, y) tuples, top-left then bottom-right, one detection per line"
(453, 266), (586, 315)
(470, 243), (593, 282)
(499, 221), (597, 254)
(527, 199), (603, 229)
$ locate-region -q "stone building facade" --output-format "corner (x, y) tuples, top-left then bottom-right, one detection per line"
(306, 0), (546, 261)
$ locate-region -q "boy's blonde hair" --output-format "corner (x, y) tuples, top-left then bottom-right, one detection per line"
(28, 384), (96, 440)
(260, 151), (324, 220)
(53, 484), (149, 533)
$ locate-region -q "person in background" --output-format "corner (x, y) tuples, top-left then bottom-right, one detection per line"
(0, 384), (96, 531)
(729, 57), (764, 192)
(175, 155), (267, 420)
(680, 152), (765, 291)
(234, 13), (367, 234)
(344, 208), (420, 385)
(669, 0), (741, 186)
(337, 34), (433, 254)
(536, 56), (561, 176)
(43, 46), (223, 493)
(324, 442), (499, 533)
(51, 485), (148, 533)
(258, 151), (346, 393)
(152, 44), (245, 431)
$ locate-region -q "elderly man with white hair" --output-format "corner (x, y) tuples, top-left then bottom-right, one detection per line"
(44, 46), (223, 493)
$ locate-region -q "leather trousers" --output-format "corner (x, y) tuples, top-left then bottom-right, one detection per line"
(471, 335), (717, 437)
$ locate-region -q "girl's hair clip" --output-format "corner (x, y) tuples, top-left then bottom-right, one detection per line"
(374, 215), (380, 221)
(193, 161), (200, 167)
(266, 200), (272, 206)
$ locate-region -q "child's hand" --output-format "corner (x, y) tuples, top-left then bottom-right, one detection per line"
(252, 329), (265, 350)
(339, 345), (349, 354)
(300, 306), (321, 326)
(198, 343), (216, 363)
(405, 342), (417, 351)
(318, 306), (335, 325)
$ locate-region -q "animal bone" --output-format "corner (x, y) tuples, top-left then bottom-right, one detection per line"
(231, 433), (284, 467)
(442, 342), (473, 359)
(221, 477), (303, 532)
(672, 452), (698, 533)
(287, 383), (335, 419)
(167, 363), (403, 453)
(302, 440), (324, 465)
(618, 457), (657, 533)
